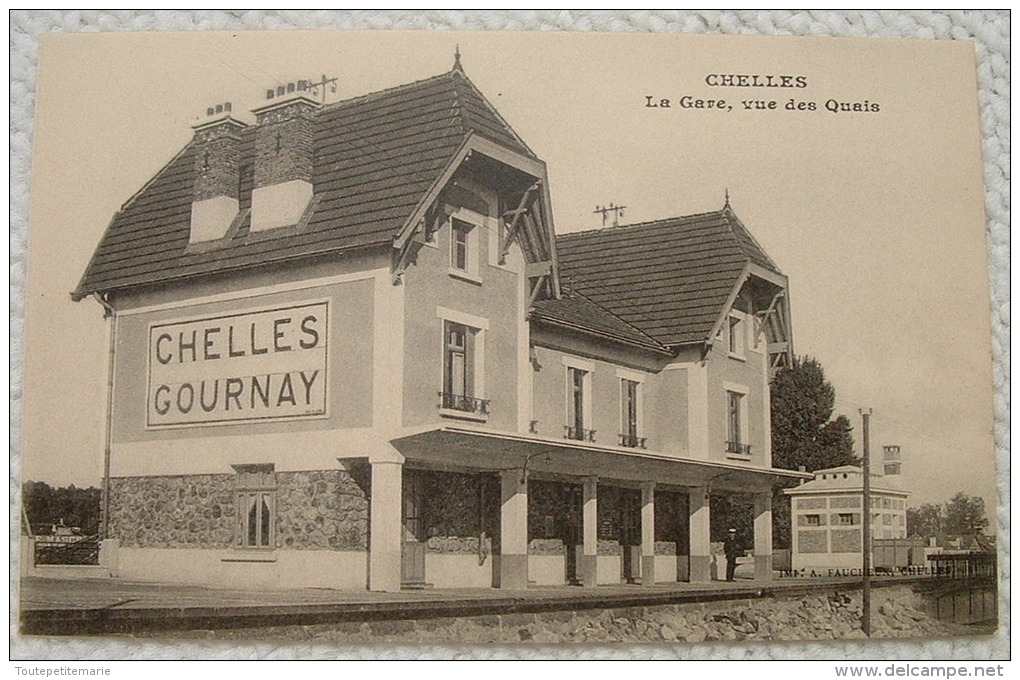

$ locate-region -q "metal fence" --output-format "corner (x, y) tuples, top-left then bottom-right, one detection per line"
(929, 552), (997, 580)
(34, 536), (101, 565)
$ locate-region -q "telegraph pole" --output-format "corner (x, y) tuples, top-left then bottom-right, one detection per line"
(860, 408), (873, 636)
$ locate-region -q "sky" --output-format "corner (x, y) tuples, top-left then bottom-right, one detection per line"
(19, 30), (997, 511)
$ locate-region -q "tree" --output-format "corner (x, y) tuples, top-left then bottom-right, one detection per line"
(22, 481), (102, 536)
(944, 492), (989, 536)
(906, 502), (945, 537)
(770, 357), (857, 472)
(769, 356), (857, 549)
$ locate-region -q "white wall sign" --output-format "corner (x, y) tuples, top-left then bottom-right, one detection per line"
(146, 302), (328, 427)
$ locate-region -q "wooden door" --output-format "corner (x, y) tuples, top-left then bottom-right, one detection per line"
(401, 472), (427, 587)
(563, 490), (583, 585)
(621, 501), (640, 583)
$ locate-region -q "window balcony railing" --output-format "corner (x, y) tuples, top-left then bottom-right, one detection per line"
(726, 441), (752, 455)
(438, 392), (490, 416)
(618, 434), (647, 449)
(564, 426), (596, 442)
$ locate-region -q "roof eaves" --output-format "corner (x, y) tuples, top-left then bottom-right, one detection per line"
(80, 239), (392, 301)
(785, 484), (910, 496)
(392, 131), (475, 250)
(530, 314), (673, 356)
(531, 291), (672, 355)
(73, 143), (195, 302)
(702, 260), (752, 349)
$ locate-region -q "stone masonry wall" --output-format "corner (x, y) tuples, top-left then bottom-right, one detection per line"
(207, 584), (962, 645)
(109, 474), (236, 548)
(654, 490), (689, 556)
(108, 468), (369, 551)
(528, 480), (580, 555)
(275, 469), (368, 550)
(419, 470), (496, 555)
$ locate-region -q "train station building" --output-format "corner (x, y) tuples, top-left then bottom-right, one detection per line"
(73, 58), (807, 592)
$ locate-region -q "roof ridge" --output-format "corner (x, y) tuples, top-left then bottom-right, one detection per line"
(320, 70), (455, 114)
(448, 69), (468, 137)
(558, 209), (729, 240)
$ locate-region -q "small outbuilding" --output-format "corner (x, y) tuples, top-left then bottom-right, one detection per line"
(785, 446), (908, 573)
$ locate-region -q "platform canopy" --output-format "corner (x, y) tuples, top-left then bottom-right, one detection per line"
(389, 424), (809, 494)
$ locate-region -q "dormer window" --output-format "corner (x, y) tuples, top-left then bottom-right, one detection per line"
(451, 219), (472, 271)
(447, 216), (483, 283)
(728, 314), (745, 358)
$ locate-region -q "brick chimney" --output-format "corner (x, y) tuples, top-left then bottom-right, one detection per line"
(249, 82), (320, 233)
(189, 103), (247, 244)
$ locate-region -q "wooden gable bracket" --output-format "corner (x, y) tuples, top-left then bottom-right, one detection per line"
(754, 291), (784, 345)
(392, 202), (451, 285)
(753, 290), (794, 369)
(528, 274), (549, 308)
(392, 221), (423, 285)
(499, 181), (541, 265)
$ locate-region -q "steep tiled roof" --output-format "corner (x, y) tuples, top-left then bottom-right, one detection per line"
(555, 208), (783, 347)
(530, 291), (668, 353)
(75, 68), (534, 299)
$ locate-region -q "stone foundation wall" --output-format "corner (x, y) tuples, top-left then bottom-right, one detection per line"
(211, 584), (964, 644)
(108, 468), (369, 551)
(276, 469), (369, 550)
(597, 540), (623, 556)
(528, 538), (566, 555)
(109, 474), (236, 548)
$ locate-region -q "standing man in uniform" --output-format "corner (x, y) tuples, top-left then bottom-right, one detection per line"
(724, 527), (741, 581)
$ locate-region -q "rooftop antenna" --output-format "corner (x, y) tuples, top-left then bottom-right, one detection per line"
(305, 74), (339, 104)
(594, 203), (627, 227)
